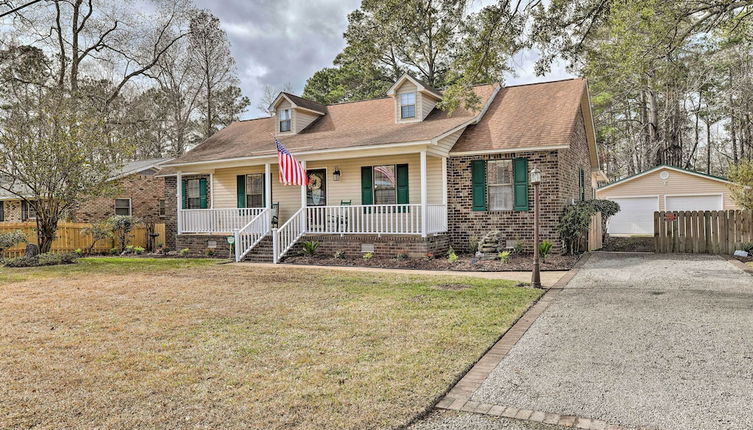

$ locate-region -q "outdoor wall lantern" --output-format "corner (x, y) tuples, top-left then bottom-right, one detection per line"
(333, 167), (342, 181)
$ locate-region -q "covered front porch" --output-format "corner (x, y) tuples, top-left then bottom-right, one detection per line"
(173, 150), (448, 262)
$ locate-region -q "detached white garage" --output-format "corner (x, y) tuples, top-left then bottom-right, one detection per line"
(596, 165), (738, 235)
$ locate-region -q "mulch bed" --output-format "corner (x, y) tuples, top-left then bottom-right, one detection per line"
(284, 253), (577, 272)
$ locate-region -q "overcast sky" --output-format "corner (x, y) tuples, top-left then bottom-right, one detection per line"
(195, 0), (573, 119)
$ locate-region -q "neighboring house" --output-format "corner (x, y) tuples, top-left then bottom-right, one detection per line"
(160, 74), (600, 262)
(0, 158), (171, 228)
(596, 165), (740, 235)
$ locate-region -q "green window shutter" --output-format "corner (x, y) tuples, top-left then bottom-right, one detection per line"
(471, 160), (486, 211)
(199, 178), (208, 209)
(361, 166), (373, 205)
(181, 180), (188, 209)
(396, 164), (409, 204)
(513, 157), (529, 211)
(236, 175), (246, 208)
(579, 169), (585, 201)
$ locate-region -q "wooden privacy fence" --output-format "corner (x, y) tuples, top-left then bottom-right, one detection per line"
(654, 210), (753, 254)
(0, 222), (166, 257)
(588, 212), (603, 251)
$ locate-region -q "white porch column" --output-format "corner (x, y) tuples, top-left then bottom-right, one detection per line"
(265, 163), (272, 210)
(420, 151), (427, 237)
(176, 170), (183, 234)
(300, 160), (307, 233)
(442, 156), (448, 232)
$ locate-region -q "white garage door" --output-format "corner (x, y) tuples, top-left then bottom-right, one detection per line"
(607, 196), (659, 235)
(665, 194), (723, 211)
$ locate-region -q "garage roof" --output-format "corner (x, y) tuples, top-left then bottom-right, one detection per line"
(598, 165), (732, 192)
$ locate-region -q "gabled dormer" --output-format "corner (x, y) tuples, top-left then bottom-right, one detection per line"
(269, 92), (326, 135)
(386, 74), (443, 124)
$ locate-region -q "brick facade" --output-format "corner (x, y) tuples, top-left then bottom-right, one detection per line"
(291, 233), (450, 259)
(176, 233), (233, 257)
(447, 109), (594, 254)
(164, 174), (210, 251)
(75, 174), (166, 225)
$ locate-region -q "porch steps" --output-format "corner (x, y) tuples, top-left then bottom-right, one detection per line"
(241, 235), (274, 263)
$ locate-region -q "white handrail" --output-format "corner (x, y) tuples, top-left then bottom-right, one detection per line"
(180, 208), (264, 234)
(273, 207), (306, 263)
(234, 208), (270, 262)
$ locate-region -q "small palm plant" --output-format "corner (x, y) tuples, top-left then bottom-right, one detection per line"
(301, 240), (320, 256)
(539, 240), (553, 262)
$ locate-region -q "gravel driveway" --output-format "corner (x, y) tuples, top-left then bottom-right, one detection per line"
(411, 253), (753, 430)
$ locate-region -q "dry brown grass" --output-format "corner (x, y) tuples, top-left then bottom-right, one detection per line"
(0, 258), (540, 429)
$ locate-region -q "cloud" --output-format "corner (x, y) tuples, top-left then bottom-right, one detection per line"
(195, 0), (360, 118)
(196, 0), (572, 119)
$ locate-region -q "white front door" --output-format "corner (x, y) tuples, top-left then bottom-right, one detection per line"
(607, 196), (660, 235)
(665, 194), (723, 211)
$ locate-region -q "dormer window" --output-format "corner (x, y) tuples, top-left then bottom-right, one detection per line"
(400, 93), (416, 119)
(279, 108), (291, 132)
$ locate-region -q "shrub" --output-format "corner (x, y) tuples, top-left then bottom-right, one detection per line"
(179, 248), (190, 256)
(539, 240), (553, 262)
(204, 248), (215, 257)
(133, 246), (145, 255)
(107, 215), (141, 252)
(301, 241), (320, 256)
(334, 250), (346, 259)
(109, 248), (119, 255)
(498, 251), (511, 263)
(740, 242), (753, 253)
(468, 235), (478, 253)
(82, 222), (112, 254)
(512, 239), (524, 254)
(0, 230), (26, 257)
(448, 247), (458, 263)
(124, 245), (135, 254)
(362, 252), (374, 260)
(74, 248), (83, 256)
(4, 252), (77, 267)
(396, 252), (409, 260)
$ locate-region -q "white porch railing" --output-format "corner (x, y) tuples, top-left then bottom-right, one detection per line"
(180, 208), (264, 233)
(426, 204), (448, 234)
(306, 204), (424, 235)
(271, 204), (448, 263)
(234, 209), (271, 262)
(273, 207), (306, 263)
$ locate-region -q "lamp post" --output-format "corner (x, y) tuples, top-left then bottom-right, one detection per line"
(530, 167), (542, 288)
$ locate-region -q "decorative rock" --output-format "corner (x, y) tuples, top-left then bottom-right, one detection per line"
(734, 250), (749, 257)
(477, 231), (502, 260)
(24, 243), (39, 257)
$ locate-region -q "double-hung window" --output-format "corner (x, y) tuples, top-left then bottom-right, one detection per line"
(471, 158), (529, 212)
(245, 174), (264, 208)
(159, 199), (166, 217)
(114, 198), (132, 216)
(400, 93), (416, 119)
(373, 165), (397, 204)
(186, 179), (201, 209)
(488, 160), (514, 211)
(279, 108), (291, 132)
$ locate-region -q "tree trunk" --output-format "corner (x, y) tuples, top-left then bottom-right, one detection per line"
(36, 217), (58, 254)
(707, 121), (712, 175)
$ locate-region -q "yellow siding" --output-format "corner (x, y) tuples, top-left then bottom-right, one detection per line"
(295, 109), (319, 133)
(435, 128), (464, 154)
(395, 80), (420, 124)
(421, 93), (438, 119)
(211, 154), (444, 223)
(596, 167), (739, 210)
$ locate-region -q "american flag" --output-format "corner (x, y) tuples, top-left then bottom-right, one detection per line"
(276, 138), (308, 186)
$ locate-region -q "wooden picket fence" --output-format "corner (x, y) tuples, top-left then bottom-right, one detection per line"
(0, 222), (166, 257)
(654, 210), (753, 254)
(588, 212), (603, 251)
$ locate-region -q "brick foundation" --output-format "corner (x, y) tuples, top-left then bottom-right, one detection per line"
(176, 234), (233, 258)
(290, 233), (450, 259)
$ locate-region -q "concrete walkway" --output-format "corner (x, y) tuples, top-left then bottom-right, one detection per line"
(233, 262), (568, 287)
(412, 253), (753, 430)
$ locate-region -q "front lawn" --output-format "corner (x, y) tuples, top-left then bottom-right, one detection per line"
(0, 258), (540, 429)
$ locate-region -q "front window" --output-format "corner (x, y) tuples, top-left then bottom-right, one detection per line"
(22, 201), (37, 220)
(159, 199), (166, 217)
(245, 174), (264, 208)
(186, 179), (201, 209)
(114, 199), (131, 216)
(373, 165), (396, 204)
(400, 93), (416, 119)
(488, 160), (513, 210)
(279, 108), (291, 132)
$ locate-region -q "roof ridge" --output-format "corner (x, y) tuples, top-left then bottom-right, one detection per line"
(503, 77), (583, 89)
